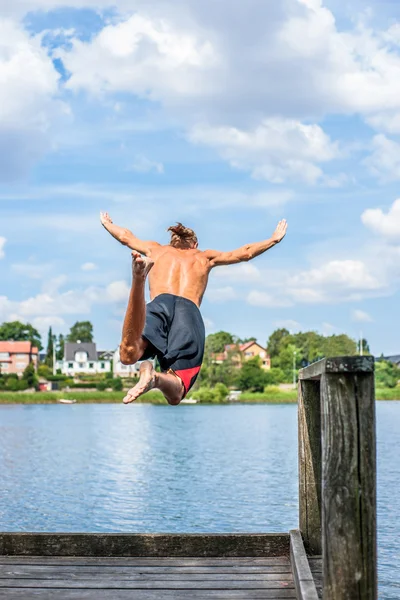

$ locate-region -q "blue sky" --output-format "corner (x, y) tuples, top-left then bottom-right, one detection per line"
(1, 0), (400, 354)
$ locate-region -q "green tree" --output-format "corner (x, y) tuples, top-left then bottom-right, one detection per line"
(267, 328), (290, 358)
(237, 357), (266, 392)
(56, 334), (65, 360)
(0, 321), (42, 350)
(111, 377), (123, 391)
(45, 327), (56, 368)
(204, 331), (235, 354)
(22, 362), (38, 389)
(375, 360), (400, 388)
(67, 321), (94, 343)
(239, 337), (257, 344)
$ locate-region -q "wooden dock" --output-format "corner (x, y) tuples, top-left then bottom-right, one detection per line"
(0, 356), (377, 600)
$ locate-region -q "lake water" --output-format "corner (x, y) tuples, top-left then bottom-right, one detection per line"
(0, 402), (399, 598)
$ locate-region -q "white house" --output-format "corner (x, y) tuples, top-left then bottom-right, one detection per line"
(113, 346), (156, 378)
(56, 341), (111, 375)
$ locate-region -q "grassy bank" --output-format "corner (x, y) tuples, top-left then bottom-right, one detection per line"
(0, 386), (399, 404)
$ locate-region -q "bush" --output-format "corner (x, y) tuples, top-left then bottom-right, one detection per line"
(96, 381), (108, 391)
(111, 377), (123, 391)
(237, 357), (266, 392)
(375, 360), (400, 388)
(264, 368), (285, 386)
(47, 375), (69, 382)
(37, 365), (52, 378)
(190, 384), (228, 403)
(22, 362), (39, 390)
(105, 371), (114, 380)
(6, 378), (29, 391)
(69, 382), (98, 389)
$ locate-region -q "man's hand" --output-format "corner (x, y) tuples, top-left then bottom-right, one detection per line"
(271, 219), (288, 244)
(100, 211), (113, 228)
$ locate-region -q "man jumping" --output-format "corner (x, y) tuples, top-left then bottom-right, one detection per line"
(100, 213), (287, 406)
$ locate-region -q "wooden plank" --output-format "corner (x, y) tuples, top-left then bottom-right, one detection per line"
(0, 557), (291, 567)
(0, 589), (298, 599)
(0, 568), (293, 581)
(321, 371), (377, 600)
(0, 578), (295, 588)
(298, 379), (322, 555)
(299, 356), (374, 381)
(289, 531), (318, 600)
(0, 534), (289, 558)
(0, 565), (292, 577)
(308, 558), (322, 600)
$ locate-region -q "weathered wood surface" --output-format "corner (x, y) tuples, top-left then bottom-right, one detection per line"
(298, 380), (322, 554)
(308, 557), (322, 600)
(0, 557), (291, 566)
(0, 534), (289, 558)
(0, 556), (296, 599)
(321, 371), (377, 600)
(299, 356), (374, 380)
(0, 566), (293, 577)
(289, 531), (318, 600)
(0, 590), (298, 599)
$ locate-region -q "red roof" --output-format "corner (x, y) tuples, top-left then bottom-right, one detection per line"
(0, 341), (38, 354)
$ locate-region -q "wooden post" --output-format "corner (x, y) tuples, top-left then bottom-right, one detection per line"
(321, 369), (377, 600)
(298, 379), (322, 555)
(299, 356), (377, 600)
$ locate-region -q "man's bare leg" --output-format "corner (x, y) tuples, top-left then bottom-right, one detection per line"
(123, 361), (185, 406)
(120, 252), (154, 364)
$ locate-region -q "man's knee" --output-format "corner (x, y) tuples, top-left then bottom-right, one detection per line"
(167, 396), (182, 406)
(120, 343), (142, 365)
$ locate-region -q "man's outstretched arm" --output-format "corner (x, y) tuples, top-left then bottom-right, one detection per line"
(100, 212), (159, 256)
(205, 220), (287, 267)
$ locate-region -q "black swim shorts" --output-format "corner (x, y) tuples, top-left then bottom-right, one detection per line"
(140, 293), (205, 397)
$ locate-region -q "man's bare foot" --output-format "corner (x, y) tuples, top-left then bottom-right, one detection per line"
(123, 361), (157, 404)
(131, 251), (154, 278)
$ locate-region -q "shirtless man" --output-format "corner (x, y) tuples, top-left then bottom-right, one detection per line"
(100, 213), (287, 406)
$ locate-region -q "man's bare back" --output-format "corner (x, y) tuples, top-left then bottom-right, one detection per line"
(100, 213), (287, 406)
(100, 213), (287, 307)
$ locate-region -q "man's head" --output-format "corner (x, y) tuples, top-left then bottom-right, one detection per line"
(168, 223), (198, 249)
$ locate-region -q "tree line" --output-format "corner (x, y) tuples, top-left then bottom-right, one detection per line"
(1, 320), (398, 391)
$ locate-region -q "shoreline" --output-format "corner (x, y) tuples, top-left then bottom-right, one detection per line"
(0, 389), (399, 404)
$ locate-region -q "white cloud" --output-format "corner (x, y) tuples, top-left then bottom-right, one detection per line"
(203, 317), (215, 333)
(0, 19), (64, 180)
(247, 290), (292, 308)
(129, 155), (164, 174)
(274, 319), (301, 331)
(213, 263), (262, 284)
(0, 237), (6, 259)
(362, 198), (400, 239)
(290, 260), (381, 292)
(364, 135), (400, 182)
(352, 309), (373, 323)
(189, 119), (339, 184)
(81, 262), (98, 271)
(60, 13), (218, 101)
(105, 280), (130, 302)
(207, 286), (237, 303)
(32, 316), (66, 334)
(321, 322), (337, 335)
(11, 262), (52, 279)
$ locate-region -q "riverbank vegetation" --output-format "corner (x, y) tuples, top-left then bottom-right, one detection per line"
(1, 322), (399, 404)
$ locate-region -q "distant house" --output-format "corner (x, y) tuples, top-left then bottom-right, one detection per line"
(0, 341), (39, 376)
(56, 341), (111, 375)
(212, 341), (271, 370)
(113, 347), (141, 378)
(113, 346), (156, 378)
(384, 355), (400, 367)
(98, 350), (114, 362)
